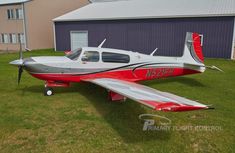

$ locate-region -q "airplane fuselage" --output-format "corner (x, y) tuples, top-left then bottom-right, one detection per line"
(16, 47), (205, 84)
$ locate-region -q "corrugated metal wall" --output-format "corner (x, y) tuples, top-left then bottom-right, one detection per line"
(55, 17), (234, 58)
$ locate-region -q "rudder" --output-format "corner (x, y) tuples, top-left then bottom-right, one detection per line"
(182, 32), (204, 64)
(192, 33), (204, 63)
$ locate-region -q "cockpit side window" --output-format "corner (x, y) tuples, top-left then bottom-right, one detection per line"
(102, 52), (130, 63)
(66, 48), (82, 61)
(81, 51), (100, 62)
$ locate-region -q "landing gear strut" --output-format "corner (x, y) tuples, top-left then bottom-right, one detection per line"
(44, 81), (70, 96)
(44, 87), (54, 96)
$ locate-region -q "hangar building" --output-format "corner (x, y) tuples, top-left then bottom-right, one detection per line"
(53, 0), (235, 59)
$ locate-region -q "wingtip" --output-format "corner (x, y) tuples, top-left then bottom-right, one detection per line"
(205, 105), (215, 110)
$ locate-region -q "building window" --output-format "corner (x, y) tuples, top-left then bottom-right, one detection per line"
(7, 9), (15, 19)
(102, 52), (130, 63)
(7, 8), (23, 20)
(9, 34), (13, 43)
(1, 33), (22, 44)
(1, 34), (9, 44)
(16, 8), (23, 19)
(4, 34), (9, 43)
(18, 33), (25, 44)
(9, 34), (17, 44)
(7, 9), (11, 19)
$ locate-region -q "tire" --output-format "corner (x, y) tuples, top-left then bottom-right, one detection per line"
(44, 87), (54, 96)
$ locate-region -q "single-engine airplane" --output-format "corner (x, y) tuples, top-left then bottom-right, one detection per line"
(10, 32), (219, 112)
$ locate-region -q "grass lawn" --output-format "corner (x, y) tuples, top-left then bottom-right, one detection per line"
(0, 49), (234, 153)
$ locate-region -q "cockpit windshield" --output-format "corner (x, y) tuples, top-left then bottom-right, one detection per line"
(66, 48), (82, 60)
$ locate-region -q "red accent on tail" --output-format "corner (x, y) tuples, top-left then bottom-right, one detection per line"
(193, 33), (204, 63)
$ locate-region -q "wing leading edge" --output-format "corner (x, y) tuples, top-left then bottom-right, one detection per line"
(89, 78), (210, 112)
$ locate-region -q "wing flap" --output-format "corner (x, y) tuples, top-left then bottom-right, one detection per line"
(89, 78), (209, 112)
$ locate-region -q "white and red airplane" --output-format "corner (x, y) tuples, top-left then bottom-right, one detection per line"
(10, 32), (218, 112)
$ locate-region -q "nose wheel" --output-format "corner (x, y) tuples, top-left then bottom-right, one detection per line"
(44, 87), (54, 96)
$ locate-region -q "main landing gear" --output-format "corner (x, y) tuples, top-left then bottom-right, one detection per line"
(108, 90), (126, 102)
(44, 81), (70, 96)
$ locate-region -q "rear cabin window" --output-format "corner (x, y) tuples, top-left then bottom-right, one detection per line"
(102, 52), (130, 63)
(81, 51), (100, 62)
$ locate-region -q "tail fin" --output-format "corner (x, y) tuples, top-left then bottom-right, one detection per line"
(182, 32), (204, 64)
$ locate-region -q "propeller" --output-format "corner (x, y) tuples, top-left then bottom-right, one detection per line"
(18, 65), (23, 84)
(17, 37), (23, 85)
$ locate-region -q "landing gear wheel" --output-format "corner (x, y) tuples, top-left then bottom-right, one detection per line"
(44, 87), (54, 96)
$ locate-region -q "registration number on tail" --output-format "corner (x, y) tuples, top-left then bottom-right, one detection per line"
(146, 68), (174, 79)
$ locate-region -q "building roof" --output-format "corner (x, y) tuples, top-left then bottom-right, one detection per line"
(54, 0), (235, 22)
(0, 0), (30, 6)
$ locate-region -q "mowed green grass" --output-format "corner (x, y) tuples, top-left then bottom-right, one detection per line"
(0, 49), (234, 153)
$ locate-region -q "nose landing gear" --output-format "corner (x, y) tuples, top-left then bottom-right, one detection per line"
(44, 87), (54, 96)
(44, 81), (70, 96)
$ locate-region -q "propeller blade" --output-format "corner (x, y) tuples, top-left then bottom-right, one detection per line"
(18, 66), (23, 85)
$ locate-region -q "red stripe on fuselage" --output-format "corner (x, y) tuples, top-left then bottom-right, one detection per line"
(30, 67), (200, 83)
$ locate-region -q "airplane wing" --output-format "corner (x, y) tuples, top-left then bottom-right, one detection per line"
(88, 78), (210, 112)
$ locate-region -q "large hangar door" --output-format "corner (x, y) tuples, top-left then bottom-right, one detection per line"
(70, 31), (88, 50)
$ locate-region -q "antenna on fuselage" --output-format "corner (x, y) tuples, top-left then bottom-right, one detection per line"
(98, 39), (106, 48)
(150, 48), (158, 56)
